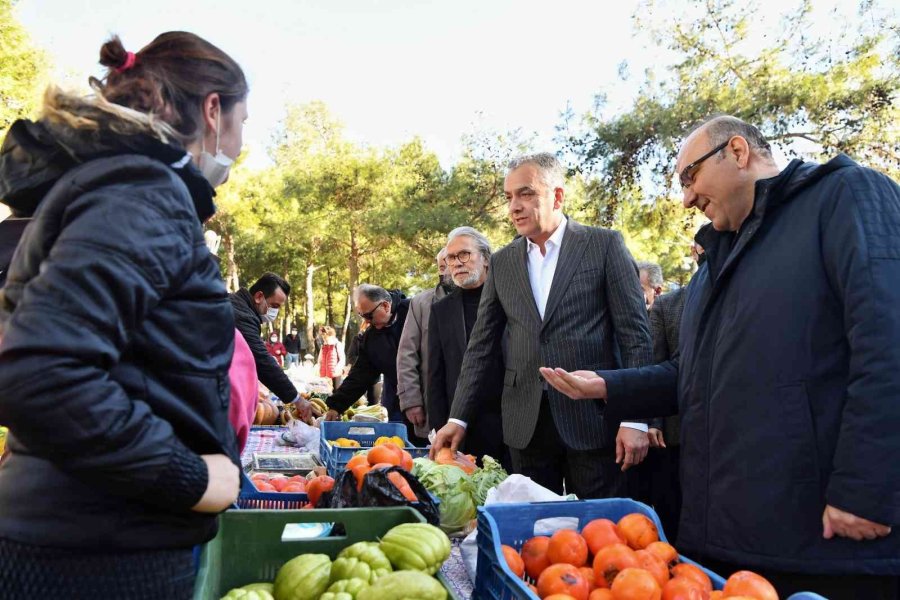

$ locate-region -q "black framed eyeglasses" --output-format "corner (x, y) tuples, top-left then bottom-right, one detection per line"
(446, 250), (472, 265)
(358, 301), (384, 322)
(679, 140), (729, 189)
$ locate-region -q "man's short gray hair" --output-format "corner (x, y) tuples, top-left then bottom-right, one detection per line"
(636, 261), (664, 287)
(507, 152), (566, 190)
(446, 226), (492, 262)
(690, 115), (773, 160)
(354, 284), (391, 305)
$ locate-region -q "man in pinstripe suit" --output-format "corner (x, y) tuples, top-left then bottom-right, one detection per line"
(430, 153), (653, 498)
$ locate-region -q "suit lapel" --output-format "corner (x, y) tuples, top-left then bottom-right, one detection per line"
(509, 237), (542, 325)
(542, 220), (588, 331)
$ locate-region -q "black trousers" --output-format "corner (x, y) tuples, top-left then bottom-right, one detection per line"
(509, 396), (625, 499)
(697, 555), (898, 600)
(627, 445), (681, 542)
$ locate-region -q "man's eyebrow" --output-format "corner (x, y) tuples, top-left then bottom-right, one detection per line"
(506, 185), (535, 195)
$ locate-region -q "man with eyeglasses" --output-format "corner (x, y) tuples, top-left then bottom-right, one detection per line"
(324, 284), (416, 436)
(541, 115), (900, 598)
(426, 227), (509, 468)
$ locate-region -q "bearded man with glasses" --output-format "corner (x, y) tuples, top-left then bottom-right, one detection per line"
(541, 115), (900, 598)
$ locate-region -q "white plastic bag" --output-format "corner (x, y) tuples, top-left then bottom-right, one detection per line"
(459, 474), (577, 582)
(286, 418), (321, 456)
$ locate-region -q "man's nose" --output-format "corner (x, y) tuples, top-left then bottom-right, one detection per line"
(682, 186), (697, 209)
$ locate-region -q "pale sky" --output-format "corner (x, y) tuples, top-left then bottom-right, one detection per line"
(13, 0), (888, 172)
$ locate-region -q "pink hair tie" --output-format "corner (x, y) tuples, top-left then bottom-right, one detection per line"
(115, 51), (137, 74)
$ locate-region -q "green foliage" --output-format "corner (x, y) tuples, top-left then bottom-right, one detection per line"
(563, 0), (899, 277)
(0, 0), (49, 137)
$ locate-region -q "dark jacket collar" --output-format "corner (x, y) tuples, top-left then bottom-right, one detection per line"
(0, 118), (215, 221)
(696, 155), (857, 283)
(235, 288), (263, 325)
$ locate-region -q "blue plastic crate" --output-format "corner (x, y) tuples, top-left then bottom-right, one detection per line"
(319, 421), (430, 477)
(475, 499), (724, 600)
(475, 499), (831, 600)
(236, 470), (309, 510)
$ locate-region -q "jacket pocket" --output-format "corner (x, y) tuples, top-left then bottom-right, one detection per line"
(775, 382), (820, 482)
(504, 368), (517, 388)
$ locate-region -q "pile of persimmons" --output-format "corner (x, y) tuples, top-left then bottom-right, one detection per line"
(499, 512), (779, 600)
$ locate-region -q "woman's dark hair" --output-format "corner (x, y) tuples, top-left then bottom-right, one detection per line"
(91, 32), (248, 142)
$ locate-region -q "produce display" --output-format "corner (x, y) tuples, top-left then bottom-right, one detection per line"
(248, 472), (336, 500)
(218, 523), (452, 600)
(412, 454), (508, 534)
(498, 512), (779, 600)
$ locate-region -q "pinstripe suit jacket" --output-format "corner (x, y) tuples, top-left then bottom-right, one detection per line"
(449, 219), (653, 451)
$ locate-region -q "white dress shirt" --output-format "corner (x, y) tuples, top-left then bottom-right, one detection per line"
(448, 218), (647, 433)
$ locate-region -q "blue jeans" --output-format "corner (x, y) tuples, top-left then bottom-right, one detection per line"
(285, 353), (299, 368)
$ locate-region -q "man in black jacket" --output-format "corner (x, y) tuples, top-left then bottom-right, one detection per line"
(283, 327), (304, 368)
(324, 285), (418, 439)
(542, 115), (900, 598)
(230, 273), (310, 418)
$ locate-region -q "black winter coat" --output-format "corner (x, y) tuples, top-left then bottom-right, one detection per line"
(0, 118), (238, 550)
(603, 156), (900, 575)
(327, 291), (408, 419)
(230, 289), (298, 402)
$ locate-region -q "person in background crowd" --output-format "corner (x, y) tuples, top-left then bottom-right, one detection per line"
(627, 260), (667, 506)
(636, 261), (664, 311)
(0, 31), (247, 597)
(314, 325), (326, 361)
(265, 331), (287, 368)
(318, 326), (346, 390)
(325, 285), (422, 443)
(542, 115), (900, 599)
(427, 227), (509, 468)
(431, 153), (653, 498)
(397, 247), (452, 440)
(230, 274), (310, 417)
(283, 327), (303, 368)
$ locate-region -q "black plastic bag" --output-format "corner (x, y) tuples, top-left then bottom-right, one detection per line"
(319, 466), (440, 526)
(360, 466), (440, 526)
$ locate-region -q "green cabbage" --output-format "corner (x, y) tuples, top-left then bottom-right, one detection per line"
(470, 455), (508, 506)
(412, 458), (476, 533)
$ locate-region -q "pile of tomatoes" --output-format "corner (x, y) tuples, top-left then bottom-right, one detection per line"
(499, 512), (779, 600)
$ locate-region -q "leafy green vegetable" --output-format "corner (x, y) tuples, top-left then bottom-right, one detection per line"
(470, 455), (508, 506)
(412, 458), (476, 533)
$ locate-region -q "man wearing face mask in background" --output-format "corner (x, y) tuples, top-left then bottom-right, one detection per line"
(230, 273), (311, 419)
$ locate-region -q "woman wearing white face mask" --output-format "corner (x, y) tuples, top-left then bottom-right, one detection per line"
(266, 332), (288, 368)
(0, 32), (247, 597)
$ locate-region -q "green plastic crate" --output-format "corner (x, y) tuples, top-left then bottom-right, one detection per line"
(193, 507), (460, 600)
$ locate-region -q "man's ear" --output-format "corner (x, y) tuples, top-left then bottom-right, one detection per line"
(554, 186), (565, 210)
(730, 135), (752, 169)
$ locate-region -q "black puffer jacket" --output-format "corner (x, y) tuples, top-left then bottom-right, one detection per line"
(0, 117), (238, 550)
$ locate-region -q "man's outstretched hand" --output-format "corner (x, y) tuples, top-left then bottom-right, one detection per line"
(539, 367), (608, 400)
(429, 422), (466, 459)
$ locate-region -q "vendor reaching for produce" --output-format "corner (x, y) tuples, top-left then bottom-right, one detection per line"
(325, 285), (425, 444)
(230, 273), (311, 420)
